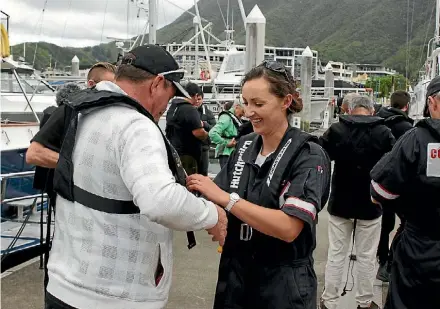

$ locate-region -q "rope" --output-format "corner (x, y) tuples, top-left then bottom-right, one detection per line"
(127, 0), (130, 42)
(216, 0), (227, 29)
(405, 0), (410, 81)
(54, 0), (72, 70)
(406, 0), (415, 80)
(167, 26), (193, 44)
(1, 202), (37, 263)
(32, 0), (49, 67)
(100, 0), (109, 43)
(162, 0), (208, 23)
(418, 4), (436, 73)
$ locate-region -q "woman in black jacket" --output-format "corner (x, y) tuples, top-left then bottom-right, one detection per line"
(187, 61), (331, 309)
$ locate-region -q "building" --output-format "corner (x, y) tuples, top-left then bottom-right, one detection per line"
(161, 42), (319, 80)
(347, 63), (397, 77)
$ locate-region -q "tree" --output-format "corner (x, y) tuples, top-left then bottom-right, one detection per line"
(365, 74), (408, 98)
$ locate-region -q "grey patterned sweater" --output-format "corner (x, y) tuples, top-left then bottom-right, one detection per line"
(47, 81), (218, 309)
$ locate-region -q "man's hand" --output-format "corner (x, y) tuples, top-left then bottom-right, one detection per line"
(226, 138), (236, 148)
(206, 205), (227, 246)
(26, 142), (59, 168)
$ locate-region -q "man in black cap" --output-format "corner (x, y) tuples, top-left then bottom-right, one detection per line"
(165, 82), (209, 175)
(371, 76), (440, 309)
(43, 44), (227, 309)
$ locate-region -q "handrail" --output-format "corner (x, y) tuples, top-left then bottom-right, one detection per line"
(2, 194), (46, 204)
(1, 171), (36, 202)
(0, 171), (35, 180)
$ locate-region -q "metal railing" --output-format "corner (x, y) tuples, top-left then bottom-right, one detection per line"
(1, 170), (50, 268)
(1, 171), (47, 217)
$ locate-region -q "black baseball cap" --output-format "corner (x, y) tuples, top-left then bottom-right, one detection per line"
(424, 76), (440, 117)
(120, 44), (190, 98)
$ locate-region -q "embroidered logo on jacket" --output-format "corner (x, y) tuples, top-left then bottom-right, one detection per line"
(230, 140), (253, 189)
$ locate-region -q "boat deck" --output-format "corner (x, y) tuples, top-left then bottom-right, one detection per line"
(1, 209), (390, 309)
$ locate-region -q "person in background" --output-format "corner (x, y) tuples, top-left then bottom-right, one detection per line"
(86, 62), (117, 88)
(209, 100), (245, 168)
(187, 61), (331, 309)
(31, 83), (83, 194)
(374, 90), (414, 282)
(26, 62), (116, 169)
(370, 76), (440, 309)
(235, 119), (254, 140)
(194, 87), (216, 176)
(336, 93), (358, 115)
(319, 96), (395, 309)
(165, 82), (209, 175)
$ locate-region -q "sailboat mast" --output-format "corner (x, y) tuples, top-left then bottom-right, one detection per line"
(237, 0), (247, 28)
(436, 0), (440, 43)
(149, 0), (157, 44)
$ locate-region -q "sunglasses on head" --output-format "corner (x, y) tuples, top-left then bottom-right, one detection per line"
(260, 60), (292, 83)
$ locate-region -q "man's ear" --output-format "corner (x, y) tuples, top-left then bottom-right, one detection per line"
(150, 76), (163, 94)
(87, 80), (95, 88)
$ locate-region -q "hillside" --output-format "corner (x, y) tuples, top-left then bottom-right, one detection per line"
(10, 0), (436, 80)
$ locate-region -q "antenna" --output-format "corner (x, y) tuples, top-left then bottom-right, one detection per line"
(436, 0), (440, 44)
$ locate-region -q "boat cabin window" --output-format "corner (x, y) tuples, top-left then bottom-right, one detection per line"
(1, 71), (52, 94)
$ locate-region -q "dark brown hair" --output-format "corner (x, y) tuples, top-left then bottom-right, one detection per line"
(87, 62), (117, 82)
(115, 64), (154, 83)
(241, 63), (303, 113)
(390, 90), (410, 110)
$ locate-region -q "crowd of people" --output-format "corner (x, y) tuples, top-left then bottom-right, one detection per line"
(25, 44), (439, 309)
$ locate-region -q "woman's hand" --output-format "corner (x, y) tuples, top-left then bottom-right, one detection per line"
(187, 174), (230, 207)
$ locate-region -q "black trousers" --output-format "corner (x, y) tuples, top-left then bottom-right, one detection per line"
(384, 225), (440, 309)
(45, 293), (77, 309)
(377, 208), (395, 265)
(199, 149), (209, 176)
(180, 155), (199, 175)
(219, 155), (229, 169)
(387, 217), (405, 268)
(214, 254), (317, 309)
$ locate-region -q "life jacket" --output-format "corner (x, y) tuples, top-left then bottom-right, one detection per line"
(53, 88), (196, 248)
(164, 98), (193, 140)
(223, 127), (318, 260)
(218, 110), (242, 133)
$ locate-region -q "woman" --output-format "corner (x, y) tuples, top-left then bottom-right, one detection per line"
(187, 61), (331, 309)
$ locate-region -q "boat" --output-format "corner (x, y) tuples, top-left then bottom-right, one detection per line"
(410, 0), (440, 120)
(1, 12), (52, 272)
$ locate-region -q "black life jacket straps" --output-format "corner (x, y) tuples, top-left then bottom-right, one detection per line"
(54, 89), (186, 205)
(229, 128), (316, 203)
(219, 110), (242, 131)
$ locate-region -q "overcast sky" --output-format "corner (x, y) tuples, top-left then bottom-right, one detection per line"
(1, 0), (198, 47)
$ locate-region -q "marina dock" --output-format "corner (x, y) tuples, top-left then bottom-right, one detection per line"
(1, 208), (390, 309)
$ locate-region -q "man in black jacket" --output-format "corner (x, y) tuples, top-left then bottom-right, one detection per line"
(376, 91), (414, 140)
(165, 82), (209, 175)
(319, 95), (395, 309)
(370, 76), (440, 309)
(375, 90), (414, 282)
(31, 83), (83, 196)
(193, 88), (216, 176)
